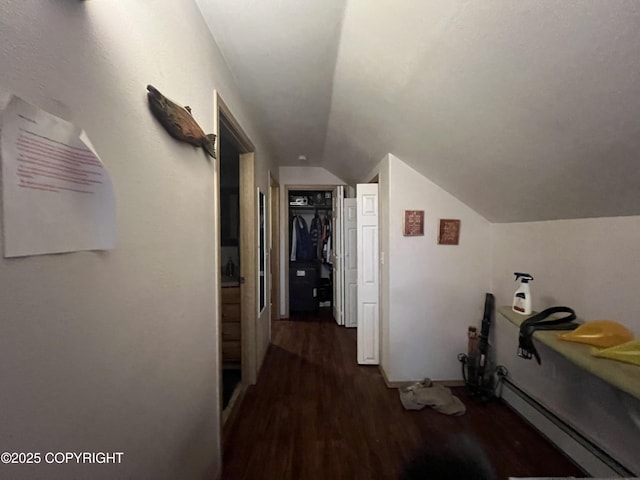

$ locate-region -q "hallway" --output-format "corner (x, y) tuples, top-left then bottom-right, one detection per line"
(221, 311), (584, 480)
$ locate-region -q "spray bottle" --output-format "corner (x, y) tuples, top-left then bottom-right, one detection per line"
(512, 272), (534, 315)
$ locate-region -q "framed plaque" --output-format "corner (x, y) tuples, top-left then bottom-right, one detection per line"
(403, 210), (424, 236)
(438, 219), (461, 245)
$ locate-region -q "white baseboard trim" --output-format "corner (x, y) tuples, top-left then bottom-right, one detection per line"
(378, 366), (464, 389)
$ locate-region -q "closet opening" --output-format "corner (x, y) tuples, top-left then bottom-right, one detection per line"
(288, 189), (334, 316)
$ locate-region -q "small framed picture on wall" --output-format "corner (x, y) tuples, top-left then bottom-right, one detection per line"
(403, 210), (424, 236)
(438, 219), (461, 245)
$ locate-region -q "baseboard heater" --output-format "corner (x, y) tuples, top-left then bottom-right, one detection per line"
(499, 375), (636, 478)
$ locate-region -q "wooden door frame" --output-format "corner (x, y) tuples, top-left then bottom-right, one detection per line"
(214, 92), (258, 428)
(239, 152), (257, 386)
(269, 173), (280, 334)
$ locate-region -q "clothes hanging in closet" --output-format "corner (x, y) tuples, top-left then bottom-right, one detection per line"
(310, 213), (321, 260)
(290, 215), (313, 262)
(320, 215), (332, 264)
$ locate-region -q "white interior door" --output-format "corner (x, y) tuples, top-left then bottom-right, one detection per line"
(356, 183), (379, 364)
(343, 198), (357, 328)
(332, 185), (344, 325)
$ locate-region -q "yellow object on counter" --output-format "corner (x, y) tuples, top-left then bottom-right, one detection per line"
(592, 340), (640, 366)
(556, 320), (634, 348)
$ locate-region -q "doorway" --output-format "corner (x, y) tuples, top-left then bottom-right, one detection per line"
(214, 92), (257, 428)
(284, 185), (345, 321)
(219, 126), (241, 411)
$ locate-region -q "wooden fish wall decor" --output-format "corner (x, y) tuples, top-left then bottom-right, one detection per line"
(146, 85), (216, 158)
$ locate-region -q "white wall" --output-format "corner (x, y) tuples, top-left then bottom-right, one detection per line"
(0, 2), (274, 479)
(278, 166), (346, 316)
(491, 217), (640, 474)
(492, 216), (640, 333)
(382, 154), (492, 381)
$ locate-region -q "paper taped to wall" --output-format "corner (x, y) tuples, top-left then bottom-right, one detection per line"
(1, 95), (116, 257)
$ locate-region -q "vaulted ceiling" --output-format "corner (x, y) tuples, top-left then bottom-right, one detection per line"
(196, 0), (640, 222)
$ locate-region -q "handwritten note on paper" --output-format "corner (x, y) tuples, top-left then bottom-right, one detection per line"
(1, 95), (116, 257)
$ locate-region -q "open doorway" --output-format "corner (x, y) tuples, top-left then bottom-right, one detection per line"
(214, 93), (258, 429)
(219, 125), (241, 410)
(284, 185), (344, 321)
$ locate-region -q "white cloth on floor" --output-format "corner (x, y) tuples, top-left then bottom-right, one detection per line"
(399, 378), (466, 416)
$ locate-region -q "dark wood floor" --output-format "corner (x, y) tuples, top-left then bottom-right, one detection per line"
(221, 310), (585, 480)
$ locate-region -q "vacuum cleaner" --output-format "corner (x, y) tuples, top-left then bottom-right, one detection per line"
(458, 293), (495, 402)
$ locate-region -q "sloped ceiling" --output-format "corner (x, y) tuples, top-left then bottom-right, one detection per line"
(196, 0), (640, 222)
